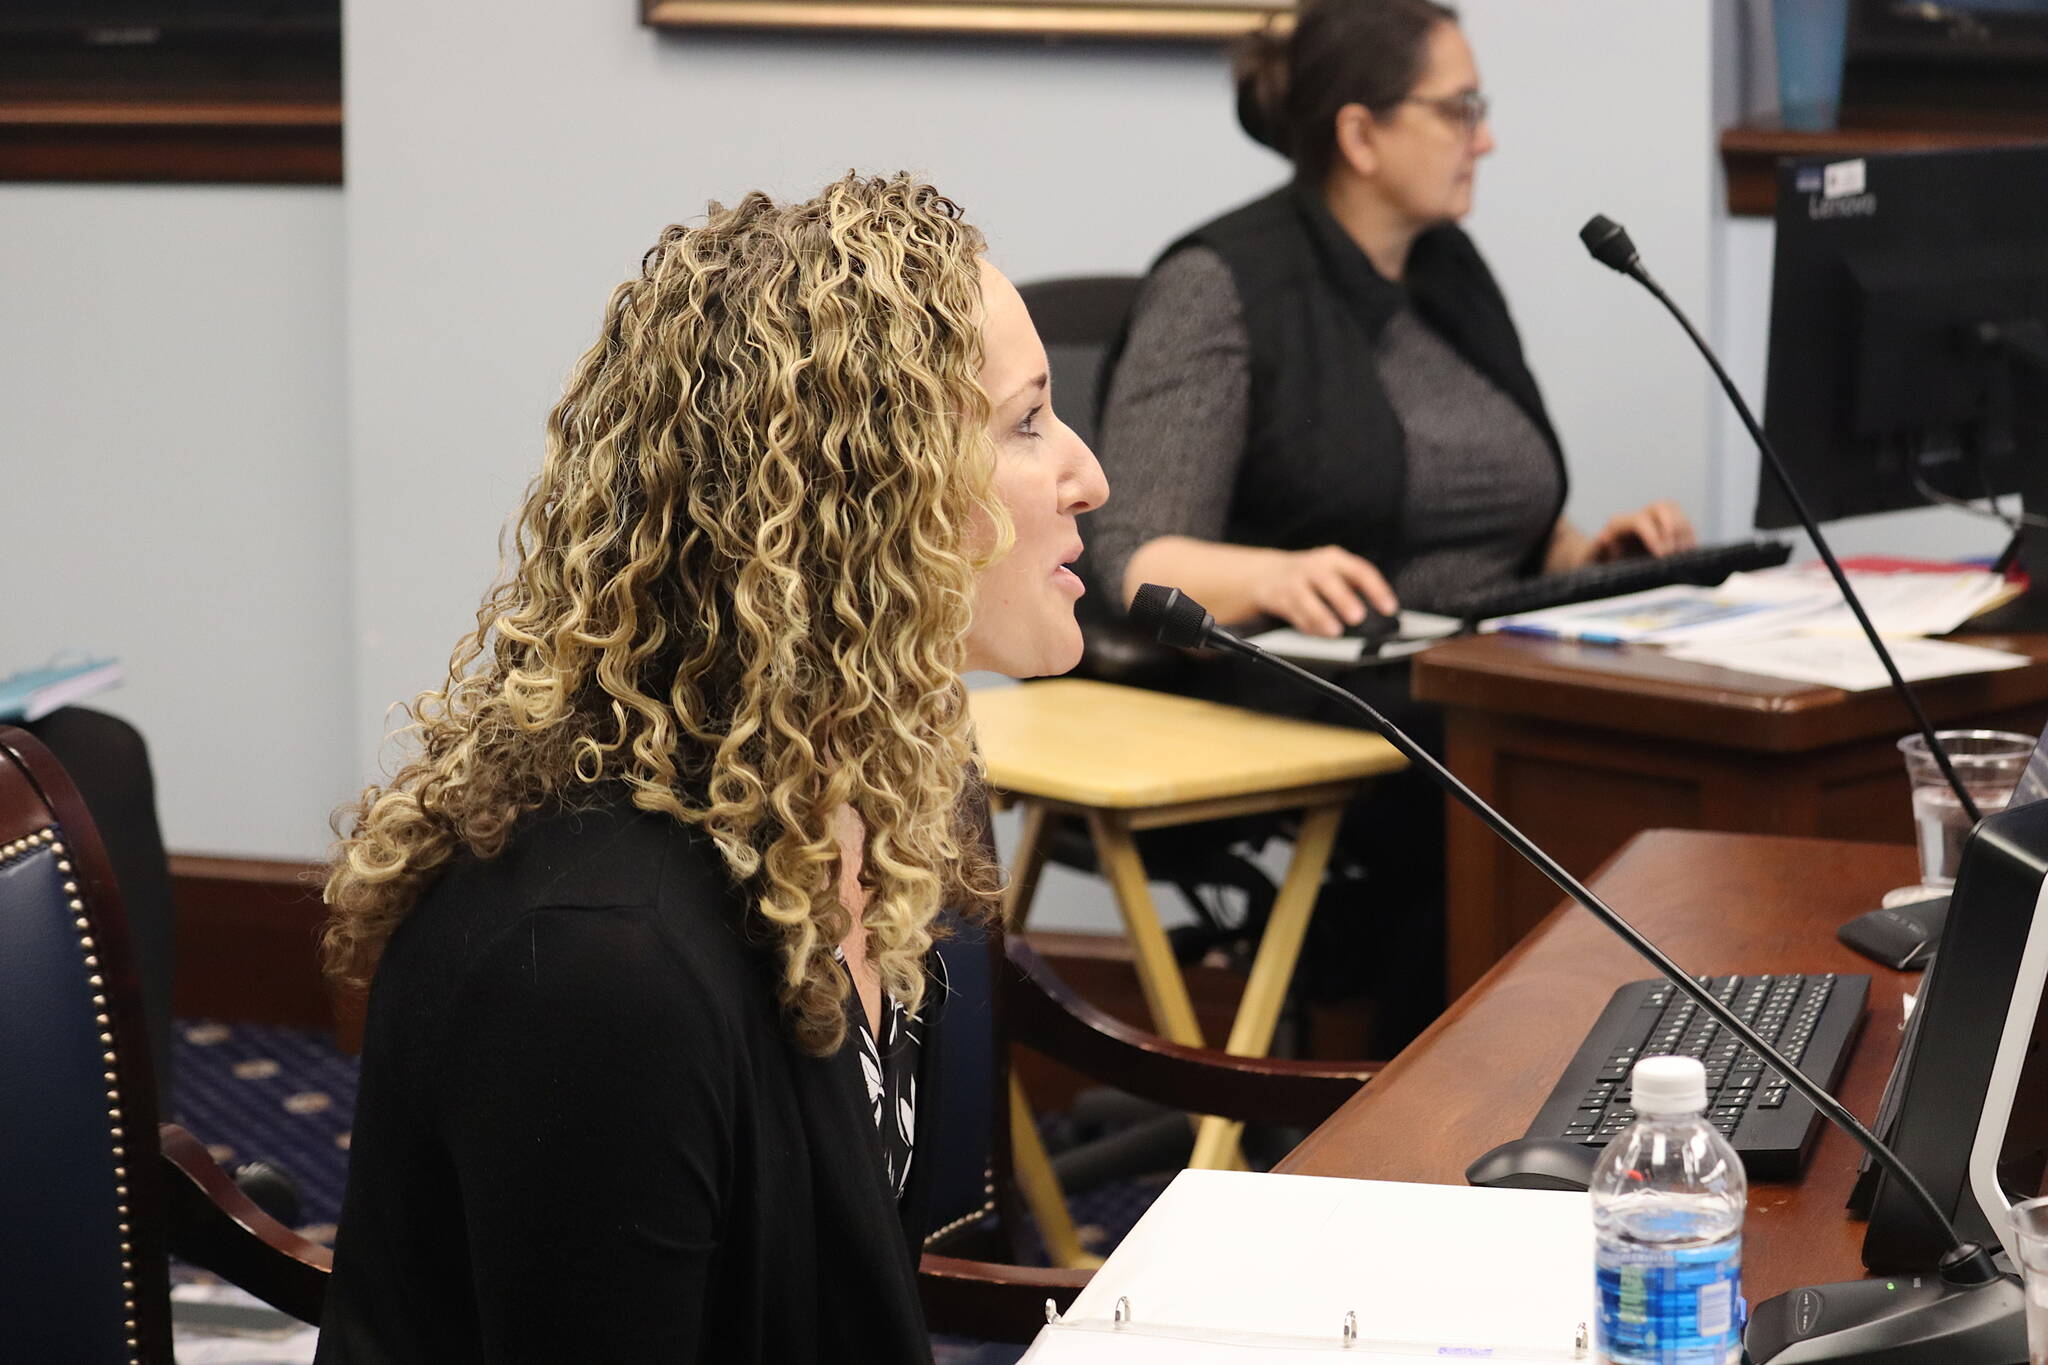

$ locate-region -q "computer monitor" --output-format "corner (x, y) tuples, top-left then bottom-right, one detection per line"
(1756, 144), (2048, 550)
(1859, 732), (2048, 1270)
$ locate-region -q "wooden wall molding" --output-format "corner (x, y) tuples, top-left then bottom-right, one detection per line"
(0, 99), (341, 184)
(169, 853), (351, 1044)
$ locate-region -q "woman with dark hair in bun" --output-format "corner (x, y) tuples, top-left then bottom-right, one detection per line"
(1085, 0), (1695, 1044)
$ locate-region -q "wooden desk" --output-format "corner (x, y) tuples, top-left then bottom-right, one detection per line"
(1277, 828), (1918, 1297)
(1413, 631), (2048, 995)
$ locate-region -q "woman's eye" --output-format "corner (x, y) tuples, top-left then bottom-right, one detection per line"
(1017, 405), (1045, 440)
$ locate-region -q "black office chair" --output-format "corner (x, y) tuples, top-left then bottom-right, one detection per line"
(1015, 275), (1297, 969)
(0, 725), (328, 1362)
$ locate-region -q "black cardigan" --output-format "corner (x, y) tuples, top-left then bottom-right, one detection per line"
(1100, 181), (1566, 587)
(315, 801), (944, 1364)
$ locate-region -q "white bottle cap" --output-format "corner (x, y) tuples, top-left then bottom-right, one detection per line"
(1631, 1055), (1708, 1115)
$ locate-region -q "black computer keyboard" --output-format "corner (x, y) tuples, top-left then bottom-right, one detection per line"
(1526, 973), (1869, 1180)
(1439, 539), (1793, 623)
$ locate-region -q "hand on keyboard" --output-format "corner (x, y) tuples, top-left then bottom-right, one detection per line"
(1589, 500), (1699, 563)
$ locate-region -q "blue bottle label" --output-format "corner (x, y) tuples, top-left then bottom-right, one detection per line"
(1595, 1235), (1741, 1365)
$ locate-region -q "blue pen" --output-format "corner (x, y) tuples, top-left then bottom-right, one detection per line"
(1495, 623), (1627, 647)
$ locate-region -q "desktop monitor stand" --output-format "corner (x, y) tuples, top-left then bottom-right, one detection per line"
(1958, 325), (2048, 633)
(1954, 519), (2048, 634)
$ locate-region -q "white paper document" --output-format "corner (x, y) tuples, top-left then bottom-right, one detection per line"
(1663, 634), (2030, 691)
(1020, 1170), (1594, 1363)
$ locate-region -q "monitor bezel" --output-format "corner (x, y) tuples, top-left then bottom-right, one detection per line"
(1863, 798), (2048, 1270)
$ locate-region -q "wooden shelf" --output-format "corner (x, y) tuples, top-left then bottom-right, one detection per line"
(0, 99), (342, 185)
(1722, 113), (2048, 216)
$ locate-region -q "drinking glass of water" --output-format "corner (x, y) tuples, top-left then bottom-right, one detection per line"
(2009, 1197), (2048, 1363)
(1898, 730), (2036, 891)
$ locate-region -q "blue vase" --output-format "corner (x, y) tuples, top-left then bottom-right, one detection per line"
(1774, 0), (1851, 133)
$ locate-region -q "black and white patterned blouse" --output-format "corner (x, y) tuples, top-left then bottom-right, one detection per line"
(837, 952), (921, 1200)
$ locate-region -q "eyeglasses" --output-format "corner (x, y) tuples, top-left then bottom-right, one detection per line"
(1401, 90), (1490, 135)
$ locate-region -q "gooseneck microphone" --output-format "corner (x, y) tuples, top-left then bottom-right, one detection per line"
(1128, 582), (2019, 1364)
(1578, 214), (1984, 825)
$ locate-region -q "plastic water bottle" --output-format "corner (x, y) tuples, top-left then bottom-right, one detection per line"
(1591, 1055), (1747, 1365)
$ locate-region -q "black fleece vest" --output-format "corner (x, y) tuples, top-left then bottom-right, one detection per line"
(1105, 183), (1567, 583)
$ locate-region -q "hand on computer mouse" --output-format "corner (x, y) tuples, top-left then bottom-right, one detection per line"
(1247, 545), (1398, 637)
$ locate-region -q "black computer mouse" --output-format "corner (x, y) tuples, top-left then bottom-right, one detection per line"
(1464, 1136), (1601, 1192)
(1342, 608), (1401, 643)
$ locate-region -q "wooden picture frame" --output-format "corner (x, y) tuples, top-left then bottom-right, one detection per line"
(643, 0), (1286, 42)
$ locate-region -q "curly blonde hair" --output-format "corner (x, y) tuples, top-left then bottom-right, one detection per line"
(323, 173), (1008, 1055)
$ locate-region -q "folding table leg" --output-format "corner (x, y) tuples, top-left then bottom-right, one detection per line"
(1008, 1075), (1103, 1270)
(1188, 800), (1347, 1170)
(1084, 808), (1204, 1048)
(1002, 799), (1054, 930)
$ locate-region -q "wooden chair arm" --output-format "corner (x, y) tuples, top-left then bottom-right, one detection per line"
(918, 1252), (1092, 1344)
(160, 1122), (331, 1324)
(1006, 940), (1380, 1127)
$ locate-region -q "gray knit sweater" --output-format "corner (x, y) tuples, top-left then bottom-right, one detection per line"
(1088, 245), (1561, 615)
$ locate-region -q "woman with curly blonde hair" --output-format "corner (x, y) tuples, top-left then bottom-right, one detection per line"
(314, 173), (1107, 1364)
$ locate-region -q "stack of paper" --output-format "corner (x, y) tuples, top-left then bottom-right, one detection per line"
(1021, 1170), (1593, 1363)
(1728, 564), (2014, 639)
(1482, 565), (2026, 689)
(1663, 634), (2030, 691)
(1487, 583), (1822, 646)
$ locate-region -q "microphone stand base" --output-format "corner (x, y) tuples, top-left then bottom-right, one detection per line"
(1744, 1272), (2025, 1363)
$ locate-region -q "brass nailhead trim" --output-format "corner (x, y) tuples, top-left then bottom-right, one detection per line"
(924, 1197), (999, 1244)
(0, 827), (59, 868)
(2, 825), (144, 1365)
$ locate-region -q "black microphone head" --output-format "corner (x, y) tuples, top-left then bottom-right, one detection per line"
(1129, 584), (1215, 649)
(1579, 214), (1641, 276)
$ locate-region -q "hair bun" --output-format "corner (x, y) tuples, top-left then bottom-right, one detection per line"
(1233, 21), (1292, 156)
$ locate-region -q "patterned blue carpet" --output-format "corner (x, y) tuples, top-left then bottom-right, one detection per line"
(170, 1019), (1165, 1360)
(171, 1020), (361, 1245)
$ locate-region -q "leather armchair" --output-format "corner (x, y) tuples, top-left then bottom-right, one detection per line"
(0, 726), (327, 1363)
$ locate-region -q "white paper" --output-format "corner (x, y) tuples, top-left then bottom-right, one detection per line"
(1245, 611), (1462, 665)
(1724, 565), (2010, 640)
(1022, 1170), (1592, 1363)
(1485, 583), (1833, 645)
(1484, 566), (2012, 648)
(1662, 634), (2029, 691)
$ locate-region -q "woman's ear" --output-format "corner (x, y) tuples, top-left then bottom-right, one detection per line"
(1331, 102), (1381, 179)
